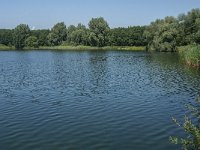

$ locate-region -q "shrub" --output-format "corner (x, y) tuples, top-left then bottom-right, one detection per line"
(170, 98), (200, 150)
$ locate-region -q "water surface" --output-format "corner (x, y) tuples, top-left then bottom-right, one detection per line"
(0, 50), (200, 150)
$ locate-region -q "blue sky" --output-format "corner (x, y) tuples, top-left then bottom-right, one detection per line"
(0, 0), (199, 29)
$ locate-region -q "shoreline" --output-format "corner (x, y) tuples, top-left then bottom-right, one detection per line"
(0, 44), (199, 68)
(178, 45), (200, 68)
(0, 45), (146, 51)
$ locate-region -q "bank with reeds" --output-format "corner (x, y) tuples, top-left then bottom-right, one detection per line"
(178, 45), (200, 68)
(0, 44), (145, 51)
(31, 46), (145, 51)
(0, 44), (15, 50)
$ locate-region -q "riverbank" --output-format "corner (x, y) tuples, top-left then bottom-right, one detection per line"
(0, 44), (15, 50)
(178, 45), (200, 68)
(0, 44), (145, 51)
(29, 46), (146, 51)
(1, 44), (199, 68)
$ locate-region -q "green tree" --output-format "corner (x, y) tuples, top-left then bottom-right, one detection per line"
(31, 29), (50, 46)
(88, 32), (99, 46)
(109, 26), (146, 46)
(25, 36), (39, 48)
(13, 24), (30, 49)
(144, 17), (178, 52)
(179, 8), (200, 45)
(0, 29), (13, 46)
(48, 22), (67, 46)
(194, 18), (200, 44)
(67, 24), (89, 45)
(88, 17), (110, 47)
(144, 8), (200, 47)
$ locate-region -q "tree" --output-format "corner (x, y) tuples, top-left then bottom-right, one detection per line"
(88, 32), (99, 46)
(67, 24), (89, 45)
(13, 24), (30, 49)
(109, 26), (146, 46)
(25, 36), (39, 48)
(31, 29), (50, 46)
(194, 18), (200, 44)
(88, 17), (110, 47)
(144, 17), (178, 52)
(178, 8), (200, 45)
(70, 29), (88, 46)
(0, 29), (13, 46)
(144, 8), (200, 48)
(48, 22), (67, 46)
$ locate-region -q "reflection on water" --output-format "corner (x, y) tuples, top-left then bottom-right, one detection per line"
(89, 52), (108, 96)
(0, 50), (200, 150)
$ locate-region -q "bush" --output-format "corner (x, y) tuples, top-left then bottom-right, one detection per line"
(170, 98), (200, 150)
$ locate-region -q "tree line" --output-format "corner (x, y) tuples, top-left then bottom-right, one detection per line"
(0, 8), (200, 51)
(144, 8), (200, 52)
(0, 17), (146, 49)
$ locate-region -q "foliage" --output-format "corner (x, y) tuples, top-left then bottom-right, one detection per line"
(0, 29), (13, 46)
(1, 8), (200, 52)
(170, 98), (200, 150)
(13, 24), (30, 49)
(36, 45), (144, 51)
(31, 29), (50, 46)
(67, 24), (89, 45)
(47, 22), (67, 46)
(178, 45), (200, 68)
(88, 17), (110, 47)
(109, 26), (147, 46)
(102, 46), (145, 51)
(2, 17), (145, 49)
(0, 44), (14, 50)
(182, 9), (200, 45)
(144, 8), (200, 52)
(25, 36), (39, 48)
(144, 17), (178, 52)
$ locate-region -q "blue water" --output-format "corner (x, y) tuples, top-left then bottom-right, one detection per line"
(0, 50), (200, 150)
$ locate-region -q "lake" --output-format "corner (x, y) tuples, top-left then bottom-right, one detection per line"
(0, 50), (200, 150)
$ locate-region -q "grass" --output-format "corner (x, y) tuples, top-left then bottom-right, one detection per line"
(0, 45), (145, 51)
(178, 45), (200, 68)
(38, 45), (146, 51)
(38, 45), (101, 50)
(0, 44), (15, 50)
(102, 46), (145, 51)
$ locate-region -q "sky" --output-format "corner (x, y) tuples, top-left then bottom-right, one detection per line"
(0, 0), (199, 29)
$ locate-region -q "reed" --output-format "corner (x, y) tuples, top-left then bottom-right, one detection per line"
(178, 45), (200, 68)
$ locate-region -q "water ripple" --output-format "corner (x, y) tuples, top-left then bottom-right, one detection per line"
(0, 51), (199, 150)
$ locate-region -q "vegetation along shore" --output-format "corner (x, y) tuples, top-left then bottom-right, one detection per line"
(0, 8), (200, 67)
(0, 45), (145, 51)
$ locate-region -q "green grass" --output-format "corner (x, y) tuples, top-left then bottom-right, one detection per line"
(0, 44), (15, 50)
(102, 46), (145, 51)
(0, 44), (145, 51)
(38, 45), (101, 50)
(25, 45), (145, 51)
(178, 45), (200, 68)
